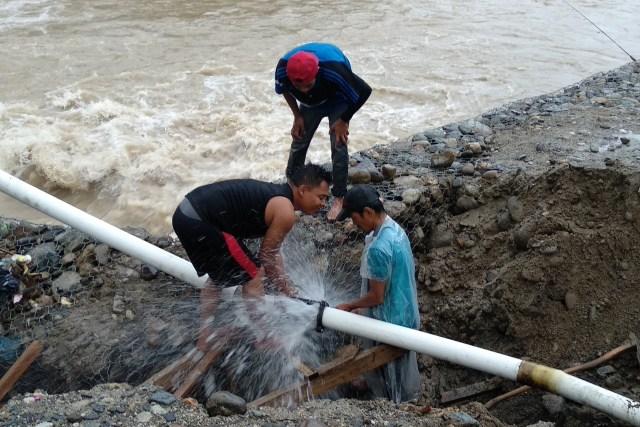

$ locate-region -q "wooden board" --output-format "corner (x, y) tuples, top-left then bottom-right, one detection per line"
(0, 341), (43, 401)
(248, 344), (406, 408)
(440, 377), (503, 404)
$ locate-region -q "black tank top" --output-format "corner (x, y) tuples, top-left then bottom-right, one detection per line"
(185, 179), (294, 239)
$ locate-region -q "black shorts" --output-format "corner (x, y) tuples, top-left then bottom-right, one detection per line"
(172, 206), (259, 287)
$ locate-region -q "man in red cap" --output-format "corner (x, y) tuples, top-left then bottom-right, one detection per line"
(275, 43), (372, 221)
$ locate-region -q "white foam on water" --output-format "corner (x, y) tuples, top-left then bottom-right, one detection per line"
(0, 0), (60, 32)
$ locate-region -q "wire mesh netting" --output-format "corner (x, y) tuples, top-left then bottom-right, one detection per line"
(0, 121), (496, 403)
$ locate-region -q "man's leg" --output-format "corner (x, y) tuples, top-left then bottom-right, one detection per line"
(327, 102), (350, 220)
(198, 279), (221, 351)
(286, 105), (324, 179)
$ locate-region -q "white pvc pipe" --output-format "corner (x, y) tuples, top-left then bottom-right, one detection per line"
(322, 306), (521, 379)
(0, 169), (206, 289)
(322, 307), (640, 426)
(2, 169), (639, 425)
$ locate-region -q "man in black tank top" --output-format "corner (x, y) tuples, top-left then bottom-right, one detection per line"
(172, 163), (331, 350)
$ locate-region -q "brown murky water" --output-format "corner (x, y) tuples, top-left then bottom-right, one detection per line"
(1, 0), (638, 232)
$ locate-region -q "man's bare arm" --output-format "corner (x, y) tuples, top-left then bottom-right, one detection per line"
(261, 197), (296, 296)
(336, 280), (385, 312)
(283, 92), (301, 116)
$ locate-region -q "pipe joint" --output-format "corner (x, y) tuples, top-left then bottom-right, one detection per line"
(315, 301), (329, 333)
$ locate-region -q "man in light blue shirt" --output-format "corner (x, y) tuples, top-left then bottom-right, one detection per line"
(336, 185), (421, 403)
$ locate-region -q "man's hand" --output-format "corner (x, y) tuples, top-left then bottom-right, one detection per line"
(291, 115), (305, 140)
(330, 119), (349, 146)
(336, 303), (356, 312)
(280, 283), (298, 298)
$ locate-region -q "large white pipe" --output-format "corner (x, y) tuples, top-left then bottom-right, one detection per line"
(322, 308), (640, 426)
(0, 169), (206, 289)
(2, 170), (639, 425)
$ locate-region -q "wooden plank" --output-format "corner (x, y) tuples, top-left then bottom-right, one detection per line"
(310, 345), (405, 396)
(173, 338), (228, 398)
(316, 344), (359, 376)
(0, 341), (44, 401)
(146, 350), (199, 391)
(440, 377), (503, 404)
(292, 358), (315, 378)
(248, 345), (406, 408)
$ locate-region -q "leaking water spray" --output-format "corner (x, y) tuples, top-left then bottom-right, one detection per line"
(1, 169), (639, 425)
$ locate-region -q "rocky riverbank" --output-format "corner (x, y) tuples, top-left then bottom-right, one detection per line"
(1, 61), (639, 426)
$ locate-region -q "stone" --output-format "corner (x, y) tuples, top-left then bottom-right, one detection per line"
(112, 295), (126, 314)
(591, 97), (611, 106)
(299, 419), (328, 427)
(52, 271), (82, 294)
(423, 128), (446, 140)
(370, 170), (384, 183)
(315, 231), (334, 244)
(430, 227), (453, 248)
(163, 412), (177, 422)
(458, 120), (492, 137)
(564, 291), (577, 310)
(456, 196), (479, 213)
(513, 228), (530, 250)
(464, 142), (483, 154)
(447, 411), (480, 426)
(150, 403), (167, 415)
(206, 391), (247, 416)
(526, 421), (555, 427)
(402, 188), (422, 205)
(496, 210), (512, 231)
(54, 230), (89, 253)
(621, 136), (630, 145)
(542, 394), (565, 415)
(394, 175), (422, 188)
(140, 264), (159, 281)
(431, 151), (456, 168)
(381, 164), (397, 180)
(122, 226), (151, 241)
(507, 196), (524, 222)
(605, 373), (624, 389)
(65, 411), (84, 423)
(383, 200), (407, 218)
(154, 237), (171, 248)
(27, 243), (61, 273)
(82, 411), (100, 420)
(61, 252), (76, 266)
(482, 170), (499, 180)
(597, 365), (616, 377)
(520, 268), (544, 283)
(150, 390), (176, 405)
(136, 412), (153, 423)
(461, 163), (475, 176)
(94, 244), (110, 265)
(90, 403), (105, 413)
(348, 168), (371, 184)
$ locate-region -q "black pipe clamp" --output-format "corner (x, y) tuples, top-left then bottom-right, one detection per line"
(316, 300), (329, 333)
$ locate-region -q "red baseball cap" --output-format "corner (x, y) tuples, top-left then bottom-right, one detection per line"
(286, 51), (319, 84)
